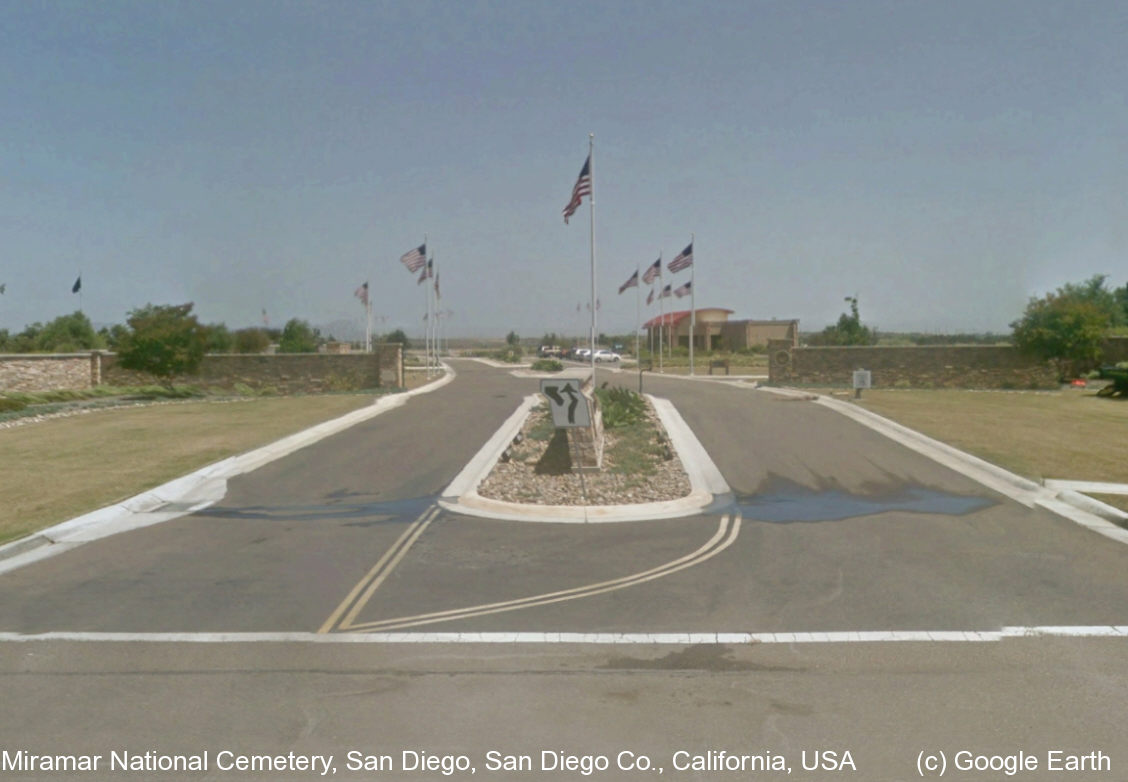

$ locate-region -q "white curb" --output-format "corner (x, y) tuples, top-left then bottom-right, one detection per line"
(438, 395), (730, 523)
(0, 367), (457, 574)
(759, 386), (1128, 546)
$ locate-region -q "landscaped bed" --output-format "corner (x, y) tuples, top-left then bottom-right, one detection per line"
(477, 390), (691, 506)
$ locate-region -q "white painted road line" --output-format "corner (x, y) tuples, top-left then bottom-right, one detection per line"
(2, 627), (1127, 644)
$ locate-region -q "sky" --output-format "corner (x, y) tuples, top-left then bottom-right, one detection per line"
(2, 0), (1126, 341)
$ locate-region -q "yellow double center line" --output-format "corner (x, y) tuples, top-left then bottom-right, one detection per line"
(322, 512), (741, 634)
(318, 504), (441, 634)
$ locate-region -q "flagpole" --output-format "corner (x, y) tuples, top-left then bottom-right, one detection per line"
(635, 265), (641, 392)
(689, 234), (696, 376)
(588, 133), (596, 383)
(431, 256), (439, 367)
(657, 255), (664, 374)
(634, 266), (640, 364)
(366, 296), (372, 353)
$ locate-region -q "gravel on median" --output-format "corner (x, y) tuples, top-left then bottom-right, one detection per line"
(476, 399), (692, 506)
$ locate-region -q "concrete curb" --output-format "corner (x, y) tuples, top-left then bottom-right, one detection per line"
(0, 367), (458, 574)
(759, 386), (1128, 546)
(438, 394), (731, 523)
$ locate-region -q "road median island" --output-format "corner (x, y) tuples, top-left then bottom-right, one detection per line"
(439, 391), (729, 523)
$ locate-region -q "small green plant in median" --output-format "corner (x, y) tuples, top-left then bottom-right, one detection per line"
(594, 386), (647, 429)
(531, 358), (563, 372)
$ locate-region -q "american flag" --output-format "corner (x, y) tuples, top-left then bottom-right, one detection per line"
(668, 242), (694, 273)
(434, 272), (440, 299)
(646, 287), (655, 306)
(562, 155), (591, 224)
(354, 281), (369, 306)
(674, 280), (692, 299)
(400, 243), (427, 273)
(417, 258), (433, 285)
(660, 284), (672, 299)
(641, 257), (661, 285)
(618, 270), (639, 295)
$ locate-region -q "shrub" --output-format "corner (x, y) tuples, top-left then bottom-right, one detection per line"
(531, 359), (563, 372)
(594, 387), (647, 429)
(0, 397), (27, 413)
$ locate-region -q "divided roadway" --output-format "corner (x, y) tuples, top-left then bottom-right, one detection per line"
(1, 359), (1126, 780)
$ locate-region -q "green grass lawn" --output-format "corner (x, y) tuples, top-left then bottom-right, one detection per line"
(0, 394), (377, 544)
(847, 388), (1128, 485)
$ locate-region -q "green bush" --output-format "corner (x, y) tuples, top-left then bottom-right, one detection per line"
(531, 359), (563, 372)
(594, 387), (647, 429)
(494, 347), (523, 363)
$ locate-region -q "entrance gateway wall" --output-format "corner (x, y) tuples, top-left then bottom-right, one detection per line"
(768, 341), (1058, 390)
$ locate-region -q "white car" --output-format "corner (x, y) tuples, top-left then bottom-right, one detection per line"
(574, 348), (591, 360)
(593, 349), (621, 362)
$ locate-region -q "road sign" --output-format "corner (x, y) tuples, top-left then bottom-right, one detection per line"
(539, 379), (592, 428)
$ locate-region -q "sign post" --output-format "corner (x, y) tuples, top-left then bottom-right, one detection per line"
(852, 369), (872, 399)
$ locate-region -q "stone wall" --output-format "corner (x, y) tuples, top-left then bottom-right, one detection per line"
(767, 341), (1058, 390)
(0, 353), (98, 392)
(1, 346), (403, 393)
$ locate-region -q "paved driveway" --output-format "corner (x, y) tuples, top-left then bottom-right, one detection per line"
(1, 360), (1125, 780)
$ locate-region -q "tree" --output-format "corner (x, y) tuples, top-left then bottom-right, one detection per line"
(812, 296), (877, 346)
(506, 330), (520, 347)
(33, 311), (103, 352)
(204, 323), (234, 353)
(1011, 279), (1113, 378)
(98, 323), (130, 350)
(382, 328), (410, 349)
(117, 303), (207, 388)
(278, 318), (321, 353)
(233, 328), (271, 354)
(1114, 282), (1128, 328)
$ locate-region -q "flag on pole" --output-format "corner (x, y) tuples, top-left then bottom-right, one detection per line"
(562, 155), (592, 224)
(434, 272), (440, 299)
(641, 257), (661, 285)
(618, 269), (639, 295)
(646, 287), (655, 306)
(400, 243), (427, 273)
(261, 308), (268, 326)
(354, 282), (369, 306)
(417, 258), (433, 285)
(668, 242), (694, 273)
(660, 284), (672, 299)
(72, 276), (82, 293)
(0, 283), (6, 295)
(674, 280), (692, 298)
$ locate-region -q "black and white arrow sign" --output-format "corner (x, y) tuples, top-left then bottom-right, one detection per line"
(539, 379), (592, 428)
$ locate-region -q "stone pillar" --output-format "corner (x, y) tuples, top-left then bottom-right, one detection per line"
(90, 351), (102, 387)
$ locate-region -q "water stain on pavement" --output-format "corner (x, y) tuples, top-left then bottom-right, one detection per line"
(601, 645), (803, 673)
(734, 480), (993, 524)
(193, 496), (439, 524)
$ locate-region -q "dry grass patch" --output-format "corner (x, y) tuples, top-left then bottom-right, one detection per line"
(850, 389), (1128, 484)
(0, 394), (376, 544)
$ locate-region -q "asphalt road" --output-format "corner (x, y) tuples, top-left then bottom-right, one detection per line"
(1, 359), (1126, 781)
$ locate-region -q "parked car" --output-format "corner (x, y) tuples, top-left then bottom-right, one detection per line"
(593, 349), (621, 362)
(574, 348), (591, 360)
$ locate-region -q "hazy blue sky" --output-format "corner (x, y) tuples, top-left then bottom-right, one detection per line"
(2, 0), (1125, 340)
